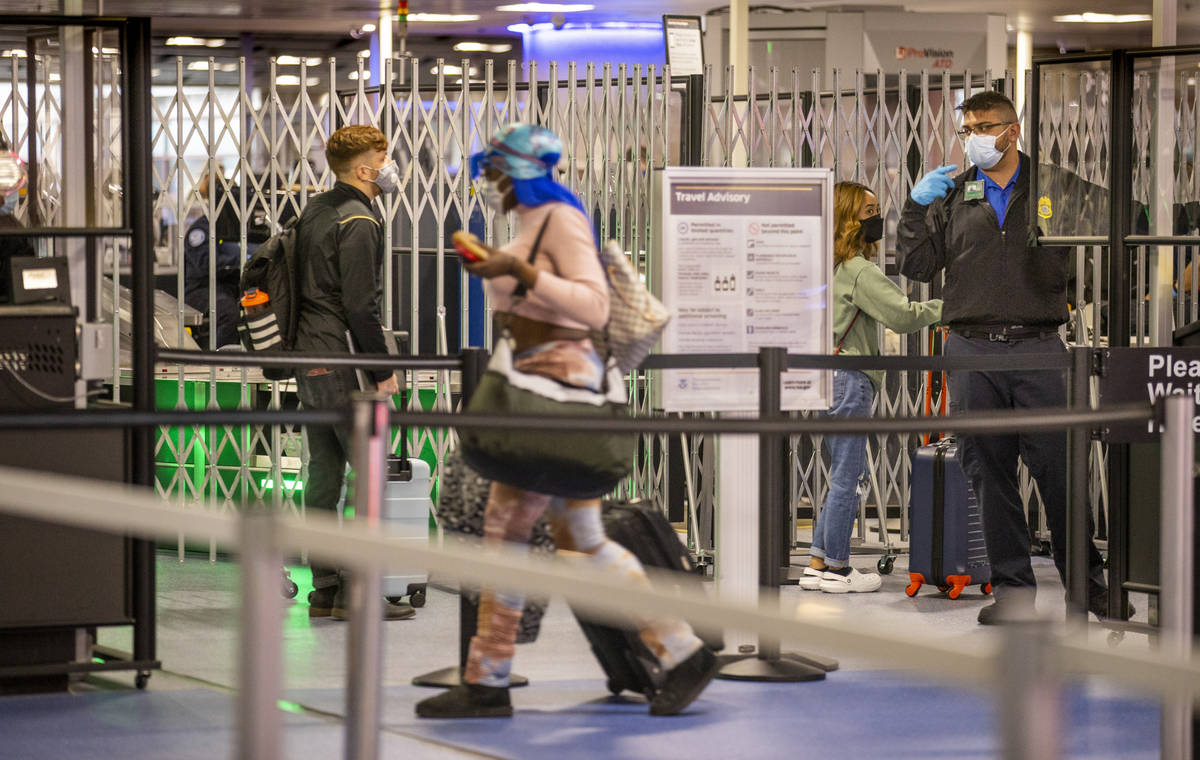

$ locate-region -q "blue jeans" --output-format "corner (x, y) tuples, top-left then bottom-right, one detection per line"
(811, 370), (874, 568)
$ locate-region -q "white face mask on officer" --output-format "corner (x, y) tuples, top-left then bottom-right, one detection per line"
(964, 126), (1012, 170)
(362, 161), (399, 193)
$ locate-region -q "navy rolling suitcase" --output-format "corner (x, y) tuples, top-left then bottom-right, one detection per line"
(906, 438), (992, 600)
(573, 500), (721, 699)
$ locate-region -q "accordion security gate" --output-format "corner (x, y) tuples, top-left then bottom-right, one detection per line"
(1, 50), (1156, 561)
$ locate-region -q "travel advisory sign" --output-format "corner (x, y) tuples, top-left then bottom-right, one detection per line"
(659, 167), (833, 412)
(1096, 347), (1200, 442)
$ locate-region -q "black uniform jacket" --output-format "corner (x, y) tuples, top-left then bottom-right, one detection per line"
(293, 181), (391, 382)
(896, 153), (1069, 330)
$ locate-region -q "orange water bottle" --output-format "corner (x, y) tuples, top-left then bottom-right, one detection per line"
(240, 287), (282, 351)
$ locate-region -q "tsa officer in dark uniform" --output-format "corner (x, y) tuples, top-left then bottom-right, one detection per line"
(896, 91), (1115, 625)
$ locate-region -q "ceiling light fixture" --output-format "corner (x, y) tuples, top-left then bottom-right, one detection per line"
(186, 60), (238, 73)
(205, 39), (227, 48)
(1, 49), (27, 58)
(275, 75), (320, 86)
(275, 55), (324, 66)
(358, 49), (371, 58)
(453, 41), (513, 53)
(496, 2), (595, 11)
(1052, 12), (1152, 23)
(361, 23), (377, 33)
(507, 22), (556, 33)
(166, 36), (206, 46)
(406, 13), (482, 22)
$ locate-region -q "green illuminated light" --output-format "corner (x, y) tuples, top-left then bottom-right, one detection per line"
(277, 699), (306, 715)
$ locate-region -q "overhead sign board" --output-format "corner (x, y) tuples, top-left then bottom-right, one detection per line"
(663, 15), (704, 77)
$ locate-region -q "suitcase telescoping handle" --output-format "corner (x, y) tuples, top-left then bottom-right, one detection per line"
(345, 329), (411, 480)
(923, 326), (950, 446)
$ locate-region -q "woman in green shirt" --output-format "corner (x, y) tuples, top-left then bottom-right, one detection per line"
(801, 182), (943, 594)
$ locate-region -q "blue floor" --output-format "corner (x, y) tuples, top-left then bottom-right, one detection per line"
(0, 671), (1158, 759)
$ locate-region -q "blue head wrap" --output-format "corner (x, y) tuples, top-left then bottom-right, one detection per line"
(469, 123), (588, 218)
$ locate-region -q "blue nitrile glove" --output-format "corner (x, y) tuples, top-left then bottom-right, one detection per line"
(910, 164), (958, 206)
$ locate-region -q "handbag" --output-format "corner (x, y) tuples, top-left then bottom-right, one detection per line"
(599, 240), (671, 372)
(459, 337), (636, 498)
(436, 449), (551, 644)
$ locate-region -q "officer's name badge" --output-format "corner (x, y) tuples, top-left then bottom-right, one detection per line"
(1037, 196), (1053, 219)
(964, 180), (984, 201)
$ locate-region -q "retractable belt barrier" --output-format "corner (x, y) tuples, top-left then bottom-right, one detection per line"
(3, 346), (1190, 760)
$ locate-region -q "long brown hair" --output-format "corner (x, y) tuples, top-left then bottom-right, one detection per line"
(833, 181), (878, 267)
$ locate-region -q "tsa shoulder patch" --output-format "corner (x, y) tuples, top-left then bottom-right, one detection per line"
(1037, 195), (1053, 220)
(187, 226), (207, 248)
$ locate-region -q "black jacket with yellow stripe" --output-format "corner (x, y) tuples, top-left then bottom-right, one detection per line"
(293, 181), (391, 381)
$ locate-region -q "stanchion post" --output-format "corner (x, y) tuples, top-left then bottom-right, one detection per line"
(758, 346), (785, 659)
(1159, 394), (1194, 760)
(1066, 347), (1091, 622)
(411, 348), (528, 690)
(998, 623), (1062, 760)
(237, 510), (283, 760)
(717, 347), (831, 682)
(344, 394), (388, 760)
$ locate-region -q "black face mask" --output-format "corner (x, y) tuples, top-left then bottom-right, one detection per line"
(861, 214), (884, 243)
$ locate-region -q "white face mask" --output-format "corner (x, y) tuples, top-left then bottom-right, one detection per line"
(482, 178), (508, 212)
(964, 127), (1010, 170)
(364, 161), (399, 193)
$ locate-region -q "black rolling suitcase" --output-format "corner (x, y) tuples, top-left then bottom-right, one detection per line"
(905, 438), (993, 600)
(574, 500), (720, 699)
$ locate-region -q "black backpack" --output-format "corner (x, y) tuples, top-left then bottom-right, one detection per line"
(238, 217), (298, 380)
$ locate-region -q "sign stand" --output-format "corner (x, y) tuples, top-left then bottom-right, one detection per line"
(716, 347), (833, 681)
(656, 168), (837, 679)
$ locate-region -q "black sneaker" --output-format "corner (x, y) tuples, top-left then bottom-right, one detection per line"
(977, 595), (1036, 626)
(1086, 582), (1135, 620)
(308, 589), (336, 619)
(648, 647), (719, 716)
(415, 683), (513, 719)
(330, 590), (416, 621)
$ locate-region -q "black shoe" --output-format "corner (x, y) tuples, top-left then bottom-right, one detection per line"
(977, 595), (1036, 626)
(308, 589), (335, 618)
(330, 591), (416, 621)
(415, 684), (513, 719)
(649, 647), (719, 716)
(1086, 582), (1135, 620)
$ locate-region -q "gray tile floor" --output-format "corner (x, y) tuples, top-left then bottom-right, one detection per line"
(96, 547), (1152, 692)
(70, 545), (1157, 759)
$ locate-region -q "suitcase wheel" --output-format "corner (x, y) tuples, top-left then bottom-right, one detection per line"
(945, 575), (971, 600)
(904, 573), (924, 597)
(981, 583), (992, 596)
(607, 678), (623, 696)
(937, 585), (950, 593)
(876, 555), (895, 575)
(407, 583), (427, 608)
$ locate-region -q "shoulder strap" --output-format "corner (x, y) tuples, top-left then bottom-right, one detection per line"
(833, 309), (861, 355)
(512, 209), (555, 300)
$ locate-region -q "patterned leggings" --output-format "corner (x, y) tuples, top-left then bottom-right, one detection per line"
(464, 481), (703, 687)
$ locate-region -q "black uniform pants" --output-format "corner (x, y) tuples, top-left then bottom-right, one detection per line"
(295, 367), (358, 592)
(944, 333), (1105, 598)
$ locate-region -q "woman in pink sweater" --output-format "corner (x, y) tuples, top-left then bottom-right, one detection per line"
(416, 124), (718, 719)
